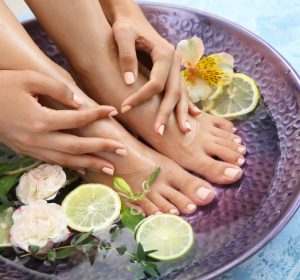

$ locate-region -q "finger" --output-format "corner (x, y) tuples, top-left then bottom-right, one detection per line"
(41, 106), (117, 131)
(175, 82), (191, 133)
(26, 71), (83, 108)
(113, 26), (138, 85)
(24, 146), (115, 175)
(188, 100), (202, 116)
(34, 132), (127, 155)
(121, 48), (172, 111)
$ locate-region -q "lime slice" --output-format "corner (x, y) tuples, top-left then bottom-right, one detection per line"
(209, 73), (260, 118)
(62, 184), (121, 232)
(0, 207), (14, 247)
(135, 214), (194, 261)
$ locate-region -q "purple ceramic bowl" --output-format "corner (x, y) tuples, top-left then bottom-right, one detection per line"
(1, 3), (300, 280)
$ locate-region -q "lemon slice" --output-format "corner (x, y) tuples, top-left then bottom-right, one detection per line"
(209, 73), (260, 118)
(62, 184), (121, 232)
(135, 214), (194, 261)
(0, 207), (14, 247)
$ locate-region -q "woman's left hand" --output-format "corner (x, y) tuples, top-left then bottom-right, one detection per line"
(100, 0), (200, 135)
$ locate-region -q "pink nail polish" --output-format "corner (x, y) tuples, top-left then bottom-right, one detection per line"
(115, 148), (127, 156)
(224, 168), (242, 179)
(158, 124), (165, 136)
(196, 187), (212, 200)
(187, 204), (197, 212)
(124, 72), (135, 85)
(109, 110), (118, 117)
(238, 146), (247, 154)
(185, 120), (192, 131)
(102, 167), (114, 176)
(234, 137), (242, 144)
(237, 157), (245, 166)
(121, 105), (132, 114)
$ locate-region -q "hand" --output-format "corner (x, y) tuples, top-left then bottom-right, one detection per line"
(100, 0), (201, 135)
(0, 70), (126, 175)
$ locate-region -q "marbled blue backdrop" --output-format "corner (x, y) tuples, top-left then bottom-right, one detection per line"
(16, 1), (300, 279)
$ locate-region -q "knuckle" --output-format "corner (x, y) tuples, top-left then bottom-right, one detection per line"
(31, 119), (48, 133)
(68, 142), (83, 154)
(56, 156), (69, 166)
(77, 114), (90, 126)
(151, 81), (164, 93)
(113, 22), (131, 35)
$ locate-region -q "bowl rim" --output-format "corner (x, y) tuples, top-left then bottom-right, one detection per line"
(1, 3), (299, 280)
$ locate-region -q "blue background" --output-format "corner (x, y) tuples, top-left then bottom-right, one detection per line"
(16, 1), (300, 279)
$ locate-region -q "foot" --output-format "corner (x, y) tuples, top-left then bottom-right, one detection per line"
(73, 44), (245, 185)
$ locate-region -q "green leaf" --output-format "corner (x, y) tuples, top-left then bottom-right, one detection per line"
(136, 267), (145, 279)
(137, 242), (145, 260)
(47, 250), (56, 262)
(28, 244), (39, 255)
(144, 264), (159, 277)
(0, 175), (19, 196)
(55, 247), (75, 260)
(120, 207), (145, 231)
(146, 166), (161, 188)
(73, 230), (93, 245)
(113, 177), (134, 197)
(116, 246), (127, 255)
(0, 195), (13, 212)
(111, 226), (121, 242)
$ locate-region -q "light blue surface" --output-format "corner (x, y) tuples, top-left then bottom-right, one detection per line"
(18, 1), (300, 279)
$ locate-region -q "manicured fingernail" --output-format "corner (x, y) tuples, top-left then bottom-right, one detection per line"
(124, 72), (135, 85)
(185, 120), (191, 131)
(237, 157), (245, 166)
(232, 127), (237, 133)
(158, 124), (165, 136)
(115, 148), (127, 156)
(76, 168), (86, 175)
(109, 110), (118, 117)
(196, 187), (212, 200)
(187, 204), (197, 212)
(224, 168), (241, 179)
(169, 209), (179, 215)
(194, 107), (202, 114)
(121, 105), (132, 114)
(234, 137), (242, 144)
(73, 94), (84, 106)
(102, 167), (114, 176)
(238, 146), (247, 154)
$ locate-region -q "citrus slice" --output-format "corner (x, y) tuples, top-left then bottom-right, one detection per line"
(62, 183), (121, 232)
(0, 207), (14, 247)
(209, 73), (260, 118)
(135, 214), (194, 261)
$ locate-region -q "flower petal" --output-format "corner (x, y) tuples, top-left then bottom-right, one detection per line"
(208, 53), (234, 82)
(177, 36), (204, 67)
(186, 78), (212, 103)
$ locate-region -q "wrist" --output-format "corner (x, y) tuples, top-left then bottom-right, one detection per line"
(100, 0), (141, 22)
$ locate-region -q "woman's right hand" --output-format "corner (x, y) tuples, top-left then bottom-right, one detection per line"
(0, 70), (126, 175)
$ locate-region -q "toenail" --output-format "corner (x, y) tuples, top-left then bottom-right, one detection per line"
(158, 124), (165, 136)
(187, 204), (197, 212)
(115, 148), (128, 156)
(121, 105), (132, 114)
(169, 209), (179, 215)
(238, 146), (246, 154)
(237, 157), (245, 166)
(155, 211), (162, 215)
(232, 127), (237, 133)
(224, 168), (241, 179)
(102, 167), (114, 176)
(196, 187), (212, 201)
(185, 120), (191, 131)
(234, 137), (242, 144)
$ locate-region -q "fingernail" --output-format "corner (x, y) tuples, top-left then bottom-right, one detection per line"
(187, 204), (197, 212)
(124, 72), (135, 85)
(109, 110), (118, 117)
(115, 148), (127, 156)
(169, 209), (179, 215)
(238, 146), (247, 154)
(224, 168), (241, 179)
(185, 120), (191, 131)
(158, 124), (165, 136)
(194, 107), (202, 114)
(121, 105), (132, 114)
(73, 94), (84, 106)
(234, 137), (242, 144)
(237, 157), (245, 166)
(102, 167), (114, 176)
(196, 187), (212, 200)
(232, 127), (237, 133)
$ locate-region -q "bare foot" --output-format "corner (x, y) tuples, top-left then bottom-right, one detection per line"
(73, 40), (245, 185)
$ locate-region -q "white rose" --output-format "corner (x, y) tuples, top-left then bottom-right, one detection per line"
(16, 163), (66, 204)
(10, 200), (70, 252)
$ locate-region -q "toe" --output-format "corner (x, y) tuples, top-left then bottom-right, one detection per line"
(211, 127), (242, 143)
(214, 137), (247, 156)
(197, 155), (243, 184)
(159, 185), (198, 215)
(208, 142), (245, 166)
(211, 115), (235, 133)
(136, 197), (159, 216)
(147, 191), (180, 215)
